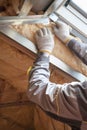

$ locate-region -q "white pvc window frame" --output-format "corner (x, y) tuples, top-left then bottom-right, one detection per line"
(55, 0), (87, 42)
(70, 0), (87, 18)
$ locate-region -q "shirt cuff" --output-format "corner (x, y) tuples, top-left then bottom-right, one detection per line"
(35, 52), (50, 63)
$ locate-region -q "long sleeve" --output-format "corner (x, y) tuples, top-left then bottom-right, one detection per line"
(27, 52), (87, 127)
(67, 39), (87, 65)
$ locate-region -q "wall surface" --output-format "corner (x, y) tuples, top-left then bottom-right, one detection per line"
(0, 33), (73, 130)
(0, 20), (87, 130)
(0, 1), (87, 129)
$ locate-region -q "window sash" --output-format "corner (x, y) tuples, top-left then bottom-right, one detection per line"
(55, 5), (87, 42)
(69, 0), (87, 18)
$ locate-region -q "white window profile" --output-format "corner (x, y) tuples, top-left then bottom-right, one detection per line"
(55, 0), (87, 42)
(71, 0), (87, 15)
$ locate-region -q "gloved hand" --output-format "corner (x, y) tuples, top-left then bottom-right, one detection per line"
(53, 20), (81, 44)
(35, 27), (54, 54)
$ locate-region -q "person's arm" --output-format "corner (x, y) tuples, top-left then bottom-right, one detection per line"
(28, 51), (87, 120)
(67, 39), (87, 65)
(54, 21), (87, 65)
(27, 28), (87, 124)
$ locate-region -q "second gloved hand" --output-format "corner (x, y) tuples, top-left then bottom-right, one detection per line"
(53, 21), (74, 44)
(35, 27), (54, 54)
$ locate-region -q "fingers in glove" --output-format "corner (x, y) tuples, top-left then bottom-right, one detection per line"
(55, 20), (64, 28)
(35, 28), (48, 42)
(47, 28), (52, 35)
(36, 29), (43, 37)
(41, 27), (48, 35)
(55, 20), (68, 29)
(41, 27), (52, 36)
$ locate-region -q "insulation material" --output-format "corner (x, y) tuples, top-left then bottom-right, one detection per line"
(0, 0), (17, 16)
(12, 23), (87, 76)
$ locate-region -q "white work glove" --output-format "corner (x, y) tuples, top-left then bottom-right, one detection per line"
(53, 21), (81, 45)
(35, 27), (54, 54)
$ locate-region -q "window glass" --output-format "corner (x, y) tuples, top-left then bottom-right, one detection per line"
(72, 0), (87, 13)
